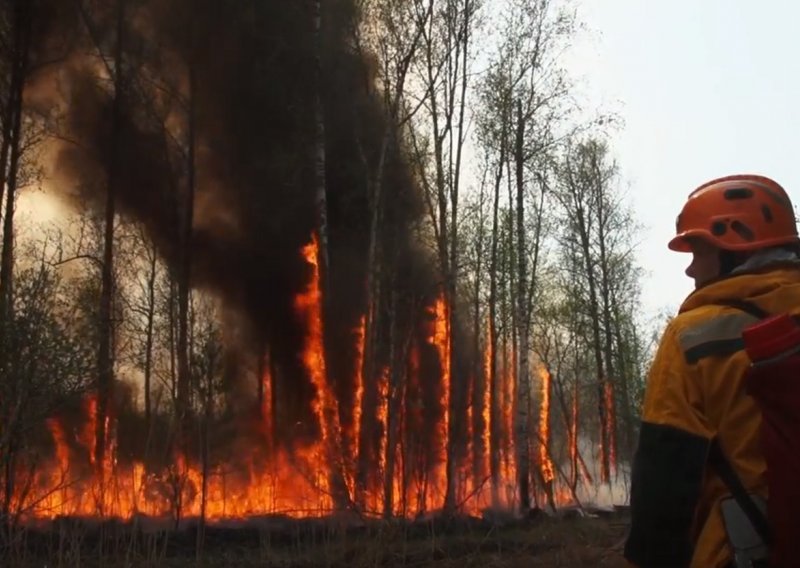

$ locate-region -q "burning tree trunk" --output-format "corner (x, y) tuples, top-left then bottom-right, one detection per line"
(536, 365), (555, 511)
(95, 0), (127, 480)
(351, 0), (427, 512)
(412, 0), (478, 514)
(499, 228), (517, 507)
(310, 0), (350, 510)
(297, 235), (348, 508)
(487, 112), (507, 508)
(471, 180), (486, 491)
(383, 281), (399, 518)
(357, 268), (380, 508)
(446, 0), (473, 516)
(312, 0), (330, 291)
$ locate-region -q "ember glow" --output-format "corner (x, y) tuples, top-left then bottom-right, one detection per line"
(604, 380), (617, 477)
(11, 234), (616, 523)
(352, 315), (366, 465)
(261, 353), (274, 447)
(570, 382), (579, 488)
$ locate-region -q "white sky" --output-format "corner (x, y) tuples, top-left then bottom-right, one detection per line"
(567, 0), (800, 318)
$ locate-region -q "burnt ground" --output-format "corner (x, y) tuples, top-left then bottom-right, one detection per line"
(1, 507), (631, 567)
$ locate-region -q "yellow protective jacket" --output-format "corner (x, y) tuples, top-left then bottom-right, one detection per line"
(624, 260), (800, 567)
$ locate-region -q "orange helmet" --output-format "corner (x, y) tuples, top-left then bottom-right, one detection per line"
(669, 174), (799, 252)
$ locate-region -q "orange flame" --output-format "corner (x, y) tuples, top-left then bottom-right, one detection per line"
(16, 246), (617, 522)
(501, 345), (516, 500)
(352, 315), (366, 474)
(482, 317), (492, 480)
(377, 365), (389, 491)
(81, 394), (98, 466)
(430, 294), (450, 504)
(537, 365), (555, 484)
(294, 234), (342, 465)
(47, 418), (69, 475)
(570, 381), (579, 488)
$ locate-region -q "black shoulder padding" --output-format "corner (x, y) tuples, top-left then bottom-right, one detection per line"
(624, 422), (710, 567)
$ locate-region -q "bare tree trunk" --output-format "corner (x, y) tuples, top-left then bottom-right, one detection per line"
(168, 279), (178, 404)
(513, 100), (531, 512)
(176, 26), (197, 445)
(611, 300), (636, 461)
(595, 174), (618, 479)
(0, 6), (28, 325)
(0, 1), (28, 217)
(0, 87), (21, 513)
(144, 243), (157, 426)
(560, 147), (610, 484)
(585, 255), (608, 482)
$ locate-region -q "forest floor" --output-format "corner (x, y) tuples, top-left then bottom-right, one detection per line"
(3, 507), (631, 567)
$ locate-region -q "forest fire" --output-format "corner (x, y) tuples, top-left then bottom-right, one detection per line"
(9, 235), (608, 525)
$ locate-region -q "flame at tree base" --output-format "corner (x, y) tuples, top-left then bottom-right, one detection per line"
(7, 235), (618, 524)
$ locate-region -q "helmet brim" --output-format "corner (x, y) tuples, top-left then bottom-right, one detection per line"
(668, 230), (710, 252)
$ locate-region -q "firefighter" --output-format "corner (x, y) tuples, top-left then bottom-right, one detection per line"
(623, 174), (800, 567)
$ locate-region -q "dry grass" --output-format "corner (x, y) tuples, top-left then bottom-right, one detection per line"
(1, 512), (631, 567)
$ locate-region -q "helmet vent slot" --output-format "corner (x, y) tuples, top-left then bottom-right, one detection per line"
(731, 220), (755, 241)
(762, 204), (774, 223)
(724, 188), (754, 200)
